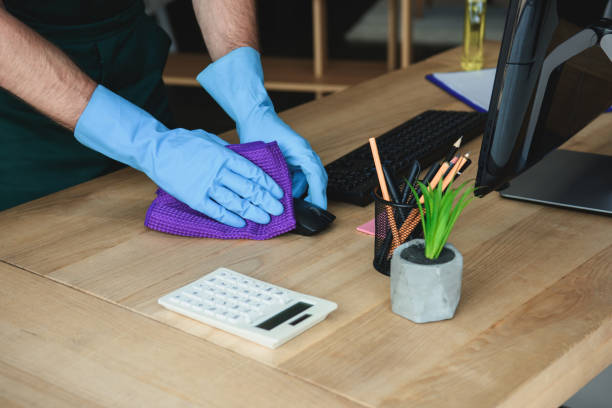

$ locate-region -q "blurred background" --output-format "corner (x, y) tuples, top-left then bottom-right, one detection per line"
(147, 0), (509, 132)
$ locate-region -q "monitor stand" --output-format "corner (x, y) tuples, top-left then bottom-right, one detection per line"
(500, 149), (612, 215)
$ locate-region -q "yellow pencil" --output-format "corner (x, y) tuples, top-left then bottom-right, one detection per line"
(368, 138), (401, 248)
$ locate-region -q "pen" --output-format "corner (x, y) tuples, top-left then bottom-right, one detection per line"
(382, 164), (401, 204)
(400, 160), (420, 204)
(422, 162), (441, 186)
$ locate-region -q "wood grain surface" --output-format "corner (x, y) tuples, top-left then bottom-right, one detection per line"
(0, 262), (363, 408)
(1, 43), (611, 407)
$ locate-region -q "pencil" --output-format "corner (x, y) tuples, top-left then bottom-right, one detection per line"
(387, 161), (451, 258)
(369, 138), (401, 248)
(457, 158), (472, 175)
(441, 153), (469, 192)
(445, 136), (463, 162)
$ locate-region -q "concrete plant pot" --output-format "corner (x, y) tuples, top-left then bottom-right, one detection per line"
(390, 239), (463, 323)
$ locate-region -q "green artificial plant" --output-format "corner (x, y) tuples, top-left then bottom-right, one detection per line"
(408, 179), (476, 260)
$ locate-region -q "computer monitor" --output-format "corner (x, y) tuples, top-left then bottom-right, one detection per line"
(476, 0), (612, 214)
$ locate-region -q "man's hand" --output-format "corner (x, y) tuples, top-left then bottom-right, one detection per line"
(192, 1), (328, 208)
(198, 48), (328, 208)
(0, 7), (95, 130)
(76, 86), (285, 227)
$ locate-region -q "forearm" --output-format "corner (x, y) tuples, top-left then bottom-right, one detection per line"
(192, 0), (259, 60)
(0, 8), (96, 130)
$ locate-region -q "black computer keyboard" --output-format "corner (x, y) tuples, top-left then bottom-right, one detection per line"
(325, 110), (488, 206)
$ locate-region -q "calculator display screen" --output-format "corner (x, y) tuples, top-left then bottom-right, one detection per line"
(256, 302), (313, 330)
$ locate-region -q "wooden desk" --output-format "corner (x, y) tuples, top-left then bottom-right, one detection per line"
(1, 44), (611, 408)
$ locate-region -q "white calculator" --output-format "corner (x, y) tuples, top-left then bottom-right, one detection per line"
(158, 268), (338, 349)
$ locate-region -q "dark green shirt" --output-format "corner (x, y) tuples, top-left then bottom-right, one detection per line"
(4, 0), (139, 25)
(0, 0), (172, 211)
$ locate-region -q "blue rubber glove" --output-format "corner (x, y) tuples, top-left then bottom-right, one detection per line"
(74, 85), (284, 228)
(197, 47), (328, 209)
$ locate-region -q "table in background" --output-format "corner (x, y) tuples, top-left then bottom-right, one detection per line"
(1, 43), (611, 408)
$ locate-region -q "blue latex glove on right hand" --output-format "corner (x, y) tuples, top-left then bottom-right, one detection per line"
(197, 47), (328, 209)
(74, 85), (284, 228)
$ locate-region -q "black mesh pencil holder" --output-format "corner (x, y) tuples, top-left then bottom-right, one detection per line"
(372, 187), (424, 276)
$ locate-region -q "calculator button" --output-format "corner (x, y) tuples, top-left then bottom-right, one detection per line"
(216, 310), (230, 320)
(228, 314), (242, 323)
(192, 304), (204, 312)
(183, 292), (202, 301)
(180, 299), (193, 307)
(169, 295), (181, 303)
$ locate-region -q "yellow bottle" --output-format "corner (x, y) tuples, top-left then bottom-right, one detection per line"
(461, 0), (487, 71)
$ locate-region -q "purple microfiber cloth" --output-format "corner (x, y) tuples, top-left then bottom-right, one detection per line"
(144, 141), (296, 239)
